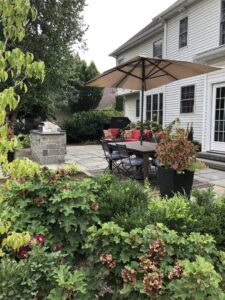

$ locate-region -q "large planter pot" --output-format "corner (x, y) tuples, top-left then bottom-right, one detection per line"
(158, 166), (194, 199)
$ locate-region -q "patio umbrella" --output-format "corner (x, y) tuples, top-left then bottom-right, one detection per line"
(86, 56), (220, 144)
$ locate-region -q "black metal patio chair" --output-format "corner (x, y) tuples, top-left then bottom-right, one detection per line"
(101, 141), (121, 173)
(116, 144), (143, 179)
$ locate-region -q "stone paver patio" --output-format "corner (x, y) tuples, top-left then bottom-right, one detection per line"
(64, 145), (225, 194)
(13, 144), (225, 195)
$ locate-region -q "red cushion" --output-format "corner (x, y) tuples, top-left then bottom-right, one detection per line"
(110, 128), (120, 137)
(144, 130), (152, 139)
(132, 129), (140, 140)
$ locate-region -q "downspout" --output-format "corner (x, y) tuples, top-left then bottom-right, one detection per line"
(163, 19), (167, 127)
(163, 19), (167, 59)
(201, 74), (208, 151)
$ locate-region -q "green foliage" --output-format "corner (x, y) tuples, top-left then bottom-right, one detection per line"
(115, 95), (124, 112)
(84, 222), (225, 299)
(0, 0), (45, 164)
(0, 168), (100, 262)
(63, 109), (122, 143)
(65, 55), (102, 112)
(96, 174), (150, 231)
(0, 244), (88, 299)
(127, 120), (162, 131)
(48, 266), (87, 299)
(147, 195), (193, 232)
(3, 158), (40, 180)
(145, 189), (225, 248)
(13, 1), (87, 122)
(168, 256), (224, 299)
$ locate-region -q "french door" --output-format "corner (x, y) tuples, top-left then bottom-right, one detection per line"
(146, 93), (163, 125)
(211, 84), (225, 152)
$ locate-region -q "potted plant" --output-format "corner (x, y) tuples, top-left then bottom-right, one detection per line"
(156, 128), (205, 198)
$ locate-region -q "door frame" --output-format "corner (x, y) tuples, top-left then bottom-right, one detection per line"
(211, 83), (225, 152)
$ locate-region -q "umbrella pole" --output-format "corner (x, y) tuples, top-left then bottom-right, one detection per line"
(140, 59), (145, 145)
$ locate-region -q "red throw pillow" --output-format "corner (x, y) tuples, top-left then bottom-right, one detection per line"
(110, 128), (120, 138)
(103, 130), (113, 139)
(124, 130), (132, 139)
(144, 130), (152, 139)
(132, 129), (141, 140)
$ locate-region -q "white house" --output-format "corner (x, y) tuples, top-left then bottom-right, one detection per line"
(110, 0), (225, 154)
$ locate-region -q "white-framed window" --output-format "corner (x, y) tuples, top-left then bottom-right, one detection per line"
(180, 85), (195, 113)
(153, 39), (163, 58)
(179, 17), (188, 48)
(146, 93), (163, 125)
(136, 99), (140, 117)
(220, 0), (225, 45)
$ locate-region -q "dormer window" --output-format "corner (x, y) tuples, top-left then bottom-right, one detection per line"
(220, 0), (225, 45)
(179, 17), (188, 48)
(153, 39), (162, 58)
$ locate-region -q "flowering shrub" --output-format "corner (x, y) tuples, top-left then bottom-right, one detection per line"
(0, 167), (101, 262)
(156, 128), (205, 172)
(84, 222), (225, 299)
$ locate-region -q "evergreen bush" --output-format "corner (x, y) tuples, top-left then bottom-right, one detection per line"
(63, 109), (122, 143)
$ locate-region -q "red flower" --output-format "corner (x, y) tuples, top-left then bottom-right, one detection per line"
(16, 246), (31, 259)
(172, 162), (179, 170)
(54, 244), (61, 252)
(29, 234), (45, 247)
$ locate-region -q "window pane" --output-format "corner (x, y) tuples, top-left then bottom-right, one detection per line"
(136, 99), (140, 117)
(153, 95), (158, 110)
(179, 17), (188, 48)
(153, 39), (162, 58)
(180, 85), (195, 113)
(146, 96), (151, 120)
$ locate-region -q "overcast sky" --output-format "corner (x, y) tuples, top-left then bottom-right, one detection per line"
(78, 0), (176, 72)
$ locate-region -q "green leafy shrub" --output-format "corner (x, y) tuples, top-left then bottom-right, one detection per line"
(96, 174), (150, 230)
(147, 194), (193, 232)
(0, 245), (87, 300)
(0, 168), (100, 262)
(84, 222), (225, 299)
(146, 189), (225, 248)
(63, 109), (122, 143)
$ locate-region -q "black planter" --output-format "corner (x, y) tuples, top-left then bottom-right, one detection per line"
(158, 167), (194, 199)
(7, 151), (15, 163)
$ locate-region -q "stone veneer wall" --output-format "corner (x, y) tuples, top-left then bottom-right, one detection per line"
(30, 131), (66, 165)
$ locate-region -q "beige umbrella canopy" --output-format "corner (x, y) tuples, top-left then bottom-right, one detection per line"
(86, 55), (220, 143)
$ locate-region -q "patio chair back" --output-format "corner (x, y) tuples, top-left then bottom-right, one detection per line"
(116, 144), (130, 159)
(101, 141), (110, 160)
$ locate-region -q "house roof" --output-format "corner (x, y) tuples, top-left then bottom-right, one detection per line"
(110, 0), (199, 57)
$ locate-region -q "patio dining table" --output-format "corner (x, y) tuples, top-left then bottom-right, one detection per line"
(108, 141), (157, 179)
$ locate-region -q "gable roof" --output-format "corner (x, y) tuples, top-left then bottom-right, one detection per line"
(110, 0), (199, 57)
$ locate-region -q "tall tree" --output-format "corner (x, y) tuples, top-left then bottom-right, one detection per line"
(65, 54), (102, 112)
(11, 0), (87, 124)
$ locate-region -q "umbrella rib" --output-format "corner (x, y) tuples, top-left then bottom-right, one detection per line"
(146, 59), (178, 80)
(115, 61), (141, 87)
(146, 62), (172, 78)
(145, 61), (161, 78)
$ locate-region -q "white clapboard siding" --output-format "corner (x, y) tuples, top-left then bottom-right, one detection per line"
(167, 0), (220, 61)
(124, 93), (141, 122)
(117, 32), (164, 63)
(164, 75), (205, 143)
